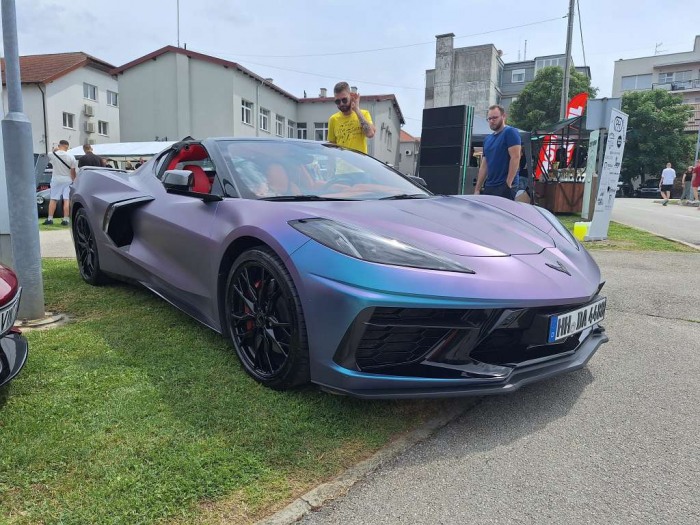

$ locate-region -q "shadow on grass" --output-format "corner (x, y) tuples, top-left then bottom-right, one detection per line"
(2, 259), (458, 524)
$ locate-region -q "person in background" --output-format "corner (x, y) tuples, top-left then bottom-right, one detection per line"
(680, 165), (693, 204)
(327, 82), (375, 154)
(134, 157), (146, 169)
(474, 105), (522, 200)
(125, 161), (134, 170)
(659, 162), (676, 206)
(44, 139), (76, 226)
(78, 144), (103, 168)
(692, 159), (700, 206)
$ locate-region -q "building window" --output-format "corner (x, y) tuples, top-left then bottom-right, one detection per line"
(83, 82), (97, 101)
(621, 74), (652, 91)
(98, 120), (109, 135)
(535, 57), (566, 73)
(314, 122), (328, 141)
(62, 112), (75, 129)
(241, 100), (253, 125)
(287, 120), (296, 138)
(259, 108), (270, 132)
(275, 115), (285, 136)
(658, 72), (674, 84)
(107, 90), (118, 107)
(512, 69), (526, 83)
(297, 123), (307, 140)
(676, 70), (692, 82)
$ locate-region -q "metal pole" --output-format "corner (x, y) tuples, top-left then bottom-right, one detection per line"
(559, 0), (576, 120)
(1, 0), (46, 319)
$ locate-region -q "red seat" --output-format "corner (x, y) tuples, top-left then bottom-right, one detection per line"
(183, 164), (211, 194)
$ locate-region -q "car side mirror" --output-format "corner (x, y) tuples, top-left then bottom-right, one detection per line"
(162, 169), (193, 191)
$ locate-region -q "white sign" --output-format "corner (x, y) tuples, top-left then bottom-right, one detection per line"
(586, 108), (628, 240)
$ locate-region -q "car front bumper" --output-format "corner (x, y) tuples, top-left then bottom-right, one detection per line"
(316, 326), (607, 399)
(0, 330), (29, 387)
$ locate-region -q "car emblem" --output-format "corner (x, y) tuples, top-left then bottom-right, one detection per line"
(546, 260), (571, 276)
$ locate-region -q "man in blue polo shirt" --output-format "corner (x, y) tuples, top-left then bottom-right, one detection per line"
(474, 105), (522, 200)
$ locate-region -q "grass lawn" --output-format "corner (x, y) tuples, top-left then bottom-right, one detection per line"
(555, 214), (696, 252)
(0, 260), (449, 524)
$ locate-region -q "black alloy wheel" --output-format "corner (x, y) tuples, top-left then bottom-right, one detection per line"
(73, 208), (108, 285)
(225, 247), (309, 390)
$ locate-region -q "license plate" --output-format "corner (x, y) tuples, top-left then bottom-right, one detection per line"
(548, 297), (606, 343)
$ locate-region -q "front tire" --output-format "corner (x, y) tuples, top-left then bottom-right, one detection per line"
(224, 247), (309, 390)
(73, 208), (108, 285)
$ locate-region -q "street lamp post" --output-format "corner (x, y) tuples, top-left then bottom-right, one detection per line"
(1, 0), (46, 319)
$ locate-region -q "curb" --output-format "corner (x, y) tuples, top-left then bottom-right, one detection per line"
(255, 398), (479, 525)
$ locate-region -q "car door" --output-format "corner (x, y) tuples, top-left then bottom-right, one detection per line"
(127, 144), (224, 328)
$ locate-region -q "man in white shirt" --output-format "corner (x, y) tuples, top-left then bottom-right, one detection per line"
(44, 139), (77, 225)
(659, 162), (676, 206)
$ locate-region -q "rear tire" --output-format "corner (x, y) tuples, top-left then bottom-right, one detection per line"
(73, 208), (109, 285)
(224, 247), (309, 390)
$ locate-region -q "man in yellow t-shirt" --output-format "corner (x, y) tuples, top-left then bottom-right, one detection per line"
(327, 81), (376, 154)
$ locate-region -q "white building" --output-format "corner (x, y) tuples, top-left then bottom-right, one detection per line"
(612, 35), (700, 131)
(398, 130), (420, 176)
(114, 46), (403, 165)
(1, 52), (119, 158)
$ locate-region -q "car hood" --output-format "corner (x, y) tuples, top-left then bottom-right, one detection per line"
(279, 195), (556, 257)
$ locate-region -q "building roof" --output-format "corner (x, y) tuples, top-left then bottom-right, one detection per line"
(400, 130), (419, 142)
(299, 94), (406, 125)
(113, 45), (298, 101)
(1, 52), (115, 84)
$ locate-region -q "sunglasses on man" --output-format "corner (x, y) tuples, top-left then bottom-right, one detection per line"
(334, 97), (349, 105)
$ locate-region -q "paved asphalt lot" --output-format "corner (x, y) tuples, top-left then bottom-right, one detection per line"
(612, 198), (700, 248)
(300, 251), (700, 525)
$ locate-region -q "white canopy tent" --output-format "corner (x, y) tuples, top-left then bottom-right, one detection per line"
(67, 141), (176, 158)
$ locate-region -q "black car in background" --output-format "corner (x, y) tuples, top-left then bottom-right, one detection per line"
(634, 178), (661, 198)
(36, 189), (63, 218)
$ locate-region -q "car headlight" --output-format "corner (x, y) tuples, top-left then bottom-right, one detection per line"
(36, 195), (44, 205)
(289, 218), (475, 274)
(534, 206), (580, 250)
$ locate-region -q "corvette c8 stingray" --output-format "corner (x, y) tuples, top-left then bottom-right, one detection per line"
(70, 138), (607, 399)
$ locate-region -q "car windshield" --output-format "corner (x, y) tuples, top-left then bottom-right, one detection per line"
(216, 140), (431, 200)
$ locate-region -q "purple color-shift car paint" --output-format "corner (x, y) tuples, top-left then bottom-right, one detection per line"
(70, 138), (607, 398)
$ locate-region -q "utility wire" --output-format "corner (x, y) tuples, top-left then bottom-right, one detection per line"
(218, 15), (566, 59)
(576, 0), (587, 67)
(236, 58), (425, 91)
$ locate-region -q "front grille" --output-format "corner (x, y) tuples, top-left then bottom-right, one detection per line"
(356, 325), (450, 370)
(336, 300), (601, 377)
(351, 308), (489, 371)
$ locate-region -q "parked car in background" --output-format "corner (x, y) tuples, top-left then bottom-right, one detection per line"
(634, 178), (661, 198)
(36, 189), (63, 218)
(0, 264), (28, 387)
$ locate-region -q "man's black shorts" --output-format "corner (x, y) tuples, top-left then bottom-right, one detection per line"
(661, 184), (673, 192)
(482, 183), (516, 200)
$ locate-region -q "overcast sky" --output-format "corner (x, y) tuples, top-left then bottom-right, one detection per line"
(5, 0), (699, 136)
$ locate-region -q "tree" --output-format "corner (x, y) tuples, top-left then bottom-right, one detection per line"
(620, 90), (694, 183)
(508, 66), (598, 131)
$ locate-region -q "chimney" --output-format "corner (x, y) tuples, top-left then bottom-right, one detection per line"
(320, 88), (327, 98)
(351, 86), (358, 93)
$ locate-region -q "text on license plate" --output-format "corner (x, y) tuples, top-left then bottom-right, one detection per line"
(548, 297), (606, 343)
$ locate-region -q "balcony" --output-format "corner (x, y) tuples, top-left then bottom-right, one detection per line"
(652, 79), (700, 92)
(685, 102), (700, 132)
